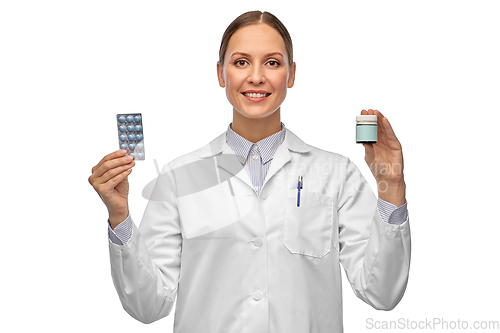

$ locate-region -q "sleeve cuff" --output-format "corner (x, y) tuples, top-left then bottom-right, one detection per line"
(377, 197), (408, 225)
(107, 214), (134, 245)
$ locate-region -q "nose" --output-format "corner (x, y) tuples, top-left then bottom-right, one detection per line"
(247, 65), (265, 85)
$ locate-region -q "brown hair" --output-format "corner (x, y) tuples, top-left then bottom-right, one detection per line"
(218, 11), (294, 68)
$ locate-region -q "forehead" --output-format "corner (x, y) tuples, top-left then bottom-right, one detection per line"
(227, 24), (286, 57)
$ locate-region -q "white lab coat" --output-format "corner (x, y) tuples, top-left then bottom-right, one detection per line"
(108, 127), (411, 332)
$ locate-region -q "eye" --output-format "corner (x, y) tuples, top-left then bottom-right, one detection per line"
(267, 60), (280, 67)
(235, 60), (248, 67)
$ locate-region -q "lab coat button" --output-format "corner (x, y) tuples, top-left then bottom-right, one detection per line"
(254, 185), (258, 191)
(253, 154), (258, 160)
(252, 290), (263, 301)
(261, 191), (268, 199)
(253, 238), (263, 247)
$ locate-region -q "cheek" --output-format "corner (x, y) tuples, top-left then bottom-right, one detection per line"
(269, 71), (289, 93)
(225, 69), (244, 90)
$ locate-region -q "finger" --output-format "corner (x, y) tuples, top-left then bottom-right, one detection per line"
(361, 109), (368, 115)
(97, 168), (133, 200)
(107, 167), (133, 188)
(90, 159), (132, 189)
(93, 149), (128, 174)
(93, 155), (134, 180)
(374, 109), (385, 118)
(98, 160), (135, 185)
(372, 109), (387, 142)
(371, 110), (395, 138)
(381, 116), (400, 142)
(372, 110), (385, 131)
(362, 142), (375, 163)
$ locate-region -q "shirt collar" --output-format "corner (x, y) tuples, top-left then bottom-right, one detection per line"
(226, 122), (286, 165)
(196, 124), (311, 159)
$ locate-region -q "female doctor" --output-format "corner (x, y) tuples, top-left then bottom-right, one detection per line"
(89, 10), (410, 333)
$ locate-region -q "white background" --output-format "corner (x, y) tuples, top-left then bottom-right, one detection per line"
(1, 0), (499, 332)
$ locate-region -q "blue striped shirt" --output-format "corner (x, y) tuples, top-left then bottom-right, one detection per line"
(225, 122), (286, 196)
(108, 121), (408, 245)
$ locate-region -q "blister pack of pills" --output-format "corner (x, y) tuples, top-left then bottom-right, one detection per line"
(116, 113), (145, 160)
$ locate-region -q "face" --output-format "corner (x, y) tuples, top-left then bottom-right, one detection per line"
(217, 23), (296, 119)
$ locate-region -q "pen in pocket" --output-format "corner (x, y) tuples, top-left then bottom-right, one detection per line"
(297, 176), (303, 207)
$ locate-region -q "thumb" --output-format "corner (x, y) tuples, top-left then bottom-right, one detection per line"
(362, 143), (375, 164)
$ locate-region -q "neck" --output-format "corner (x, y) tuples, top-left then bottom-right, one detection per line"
(231, 108), (282, 143)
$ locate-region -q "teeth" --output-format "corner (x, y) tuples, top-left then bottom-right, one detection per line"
(244, 93), (268, 98)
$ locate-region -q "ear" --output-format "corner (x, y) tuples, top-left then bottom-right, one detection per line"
(217, 61), (225, 88)
(287, 62), (296, 88)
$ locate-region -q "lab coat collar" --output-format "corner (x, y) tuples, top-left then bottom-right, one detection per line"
(197, 126), (312, 159)
(197, 127), (312, 191)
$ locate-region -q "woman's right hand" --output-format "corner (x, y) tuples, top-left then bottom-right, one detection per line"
(88, 149), (135, 229)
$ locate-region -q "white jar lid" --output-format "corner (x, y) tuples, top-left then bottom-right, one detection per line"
(356, 115), (377, 125)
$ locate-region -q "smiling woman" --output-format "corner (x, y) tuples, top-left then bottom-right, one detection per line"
(216, 11), (296, 143)
(90, 9), (411, 333)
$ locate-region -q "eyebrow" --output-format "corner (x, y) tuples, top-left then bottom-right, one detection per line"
(230, 52), (284, 58)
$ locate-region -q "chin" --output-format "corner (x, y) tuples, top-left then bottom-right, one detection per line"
(238, 108), (276, 119)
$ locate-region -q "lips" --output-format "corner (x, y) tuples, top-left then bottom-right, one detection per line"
(241, 92), (271, 102)
(242, 90), (271, 95)
(241, 90), (271, 100)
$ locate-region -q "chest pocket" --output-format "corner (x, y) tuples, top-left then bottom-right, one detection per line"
(283, 188), (334, 259)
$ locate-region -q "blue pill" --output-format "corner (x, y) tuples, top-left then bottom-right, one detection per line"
(118, 116), (125, 123)
(119, 135), (126, 141)
(136, 143), (143, 150)
(137, 153), (143, 159)
(126, 125), (133, 132)
(128, 134), (134, 141)
(129, 143), (135, 150)
(119, 125), (125, 132)
(120, 143), (127, 149)
(130, 153), (135, 159)
(126, 115), (134, 122)
(135, 134), (142, 141)
(134, 125), (142, 131)
(134, 115), (141, 122)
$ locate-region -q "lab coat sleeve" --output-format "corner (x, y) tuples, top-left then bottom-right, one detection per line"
(108, 164), (181, 324)
(337, 157), (411, 310)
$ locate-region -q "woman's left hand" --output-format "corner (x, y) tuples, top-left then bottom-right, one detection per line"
(361, 109), (404, 185)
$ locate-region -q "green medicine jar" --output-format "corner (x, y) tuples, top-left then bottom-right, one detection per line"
(356, 115), (377, 143)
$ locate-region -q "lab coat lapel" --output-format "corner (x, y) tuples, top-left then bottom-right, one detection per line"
(261, 141), (291, 189)
(197, 127), (311, 192)
(262, 128), (312, 189)
(197, 132), (254, 191)
(219, 140), (254, 191)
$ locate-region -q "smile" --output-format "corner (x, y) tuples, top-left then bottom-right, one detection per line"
(241, 92), (272, 102)
(243, 92), (271, 98)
